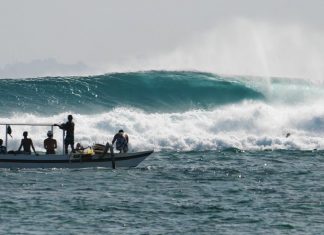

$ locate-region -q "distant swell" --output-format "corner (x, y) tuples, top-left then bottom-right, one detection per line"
(0, 71), (263, 115)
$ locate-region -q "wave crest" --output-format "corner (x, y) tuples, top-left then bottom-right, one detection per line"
(0, 71), (263, 114)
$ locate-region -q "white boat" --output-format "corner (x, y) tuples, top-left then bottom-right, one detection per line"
(0, 123), (153, 169)
(0, 150), (153, 169)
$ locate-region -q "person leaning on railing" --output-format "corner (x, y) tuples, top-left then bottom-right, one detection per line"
(54, 114), (75, 154)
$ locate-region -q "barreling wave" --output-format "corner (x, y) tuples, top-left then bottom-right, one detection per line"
(0, 71), (264, 115)
(1, 70), (324, 151)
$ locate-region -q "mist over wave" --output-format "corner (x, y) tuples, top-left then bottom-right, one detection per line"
(106, 20), (324, 83)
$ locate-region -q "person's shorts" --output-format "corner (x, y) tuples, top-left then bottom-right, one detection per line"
(65, 136), (74, 146)
(117, 144), (128, 153)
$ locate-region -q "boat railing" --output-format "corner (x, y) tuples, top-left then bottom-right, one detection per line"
(0, 123), (65, 155)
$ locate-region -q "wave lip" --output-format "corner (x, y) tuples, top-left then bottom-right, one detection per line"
(0, 71), (264, 115)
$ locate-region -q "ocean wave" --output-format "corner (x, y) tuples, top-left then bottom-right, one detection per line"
(1, 102), (324, 152)
(1, 70), (323, 152)
(0, 71), (264, 114)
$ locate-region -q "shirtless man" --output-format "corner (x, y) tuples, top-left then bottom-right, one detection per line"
(18, 131), (37, 155)
(44, 130), (57, 154)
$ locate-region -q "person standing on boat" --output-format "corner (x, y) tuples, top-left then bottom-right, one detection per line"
(54, 115), (75, 154)
(112, 129), (129, 153)
(17, 131), (38, 155)
(44, 130), (57, 154)
(0, 139), (6, 154)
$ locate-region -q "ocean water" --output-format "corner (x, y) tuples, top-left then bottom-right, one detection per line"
(1, 71), (324, 234)
(1, 151), (324, 234)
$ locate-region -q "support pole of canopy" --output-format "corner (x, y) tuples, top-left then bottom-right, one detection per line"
(5, 125), (8, 152)
(62, 130), (65, 155)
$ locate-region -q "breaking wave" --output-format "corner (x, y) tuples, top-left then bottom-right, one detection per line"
(0, 71), (324, 151)
(0, 71), (264, 114)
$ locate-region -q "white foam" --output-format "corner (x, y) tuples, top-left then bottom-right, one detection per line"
(1, 102), (324, 152)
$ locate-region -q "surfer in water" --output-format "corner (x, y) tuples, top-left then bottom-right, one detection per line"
(17, 131), (38, 155)
(54, 115), (75, 154)
(112, 129), (129, 153)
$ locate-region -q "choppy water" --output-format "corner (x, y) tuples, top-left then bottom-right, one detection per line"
(1, 150), (324, 234)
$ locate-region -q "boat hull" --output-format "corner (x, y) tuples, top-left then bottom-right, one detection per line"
(0, 150), (153, 169)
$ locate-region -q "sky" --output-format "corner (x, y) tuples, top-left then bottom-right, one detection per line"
(0, 0), (324, 79)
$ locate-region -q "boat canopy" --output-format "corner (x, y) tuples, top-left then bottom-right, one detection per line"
(0, 123), (65, 155)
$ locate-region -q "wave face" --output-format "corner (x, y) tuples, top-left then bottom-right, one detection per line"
(0, 71), (263, 114)
(1, 71), (324, 151)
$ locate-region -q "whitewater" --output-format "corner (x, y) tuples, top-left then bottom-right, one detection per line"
(1, 71), (323, 152)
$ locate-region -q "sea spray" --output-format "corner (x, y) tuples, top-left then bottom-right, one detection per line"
(109, 20), (324, 82)
(1, 102), (324, 152)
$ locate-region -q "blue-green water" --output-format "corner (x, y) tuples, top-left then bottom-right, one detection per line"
(0, 71), (264, 114)
(1, 71), (324, 234)
(1, 151), (324, 234)
(1, 71), (324, 151)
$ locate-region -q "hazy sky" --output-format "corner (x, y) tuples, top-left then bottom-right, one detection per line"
(1, 0), (324, 78)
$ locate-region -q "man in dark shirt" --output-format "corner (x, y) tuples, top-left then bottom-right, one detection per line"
(17, 131), (37, 155)
(112, 129), (129, 153)
(55, 115), (75, 154)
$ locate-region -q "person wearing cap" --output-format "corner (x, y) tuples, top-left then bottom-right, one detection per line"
(112, 129), (129, 153)
(44, 130), (57, 154)
(17, 131), (38, 155)
(54, 114), (75, 154)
